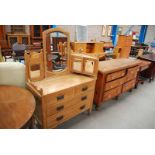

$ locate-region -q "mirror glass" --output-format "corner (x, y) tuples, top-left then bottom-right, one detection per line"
(46, 32), (68, 72)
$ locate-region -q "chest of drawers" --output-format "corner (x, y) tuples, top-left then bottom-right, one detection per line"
(27, 74), (95, 128)
(94, 59), (141, 109)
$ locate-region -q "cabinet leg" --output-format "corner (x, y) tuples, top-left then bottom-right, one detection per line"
(87, 109), (91, 115)
(115, 96), (119, 100)
(129, 89), (132, 92)
(135, 84), (138, 89)
(95, 104), (99, 111)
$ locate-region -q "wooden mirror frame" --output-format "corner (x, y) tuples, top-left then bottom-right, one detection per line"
(42, 28), (70, 77)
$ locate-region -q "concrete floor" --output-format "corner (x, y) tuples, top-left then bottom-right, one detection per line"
(58, 80), (155, 129)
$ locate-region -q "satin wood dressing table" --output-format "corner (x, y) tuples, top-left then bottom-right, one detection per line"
(25, 28), (98, 128)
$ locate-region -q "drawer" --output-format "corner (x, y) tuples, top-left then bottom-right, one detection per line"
(122, 79), (136, 93)
(47, 99), (75, 116)
(46, 93), (92, 128)
(105, 77), (125, 91)
(46, 90), (94, 116)
(103, 86), (122, 101)
(75, 43), (87, 52)
(125, 73), (137, 82)
(45, 88), (74, 106)
(127, 66), (139, 75)
(106, 70), (126, 82)
(75, 81), (95, 94)
(125, 66), (139, 82)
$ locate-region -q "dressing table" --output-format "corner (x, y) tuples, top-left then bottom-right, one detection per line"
(25, 28), (98, 128)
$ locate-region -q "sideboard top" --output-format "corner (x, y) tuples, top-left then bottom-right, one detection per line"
(99, 58), (142, 74)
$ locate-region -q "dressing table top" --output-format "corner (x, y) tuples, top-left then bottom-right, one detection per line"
(30, 73), (94, 95)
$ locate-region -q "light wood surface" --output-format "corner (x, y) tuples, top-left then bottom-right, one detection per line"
(30, 74), (94, 95)
(99, 58), (141, 74)
(0, 86), (35, 129)
(71, 42), (104, 53)
(115, 35), (132, 58)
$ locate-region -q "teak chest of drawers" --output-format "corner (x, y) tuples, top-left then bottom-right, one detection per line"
(27, 74), (95, 128)
(94, 58), (141, 109)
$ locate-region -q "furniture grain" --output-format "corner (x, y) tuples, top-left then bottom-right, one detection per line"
(0, 85), (35, 129)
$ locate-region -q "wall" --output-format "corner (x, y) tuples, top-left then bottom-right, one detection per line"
(119, 25), (141, 34)
(144, 25), (155, 43)
(57, 25), (111, 42)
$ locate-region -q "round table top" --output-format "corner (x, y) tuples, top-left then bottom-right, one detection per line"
(0, 85), (36, 129)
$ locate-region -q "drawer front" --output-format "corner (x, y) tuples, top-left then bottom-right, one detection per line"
(105, 77), (125, 91)
(45, 88), (74, 106)
(103, 86), (122, 101)
(75, 43), (87, 52)
(125, 73), (137, 82)
(46, 91), (94, 128)
(125, 66), (139, 82)
(122, 79), (136, 93)
(106, 70), (126, 82)
(75, 81), (95, 94)
(127, 66), (139, 75)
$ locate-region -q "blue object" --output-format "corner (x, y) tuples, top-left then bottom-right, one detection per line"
(51, 25), (57, 28)
(139, 25), (148, 43)
(150, 40), (155, 48)
(111, 25), (118, 46)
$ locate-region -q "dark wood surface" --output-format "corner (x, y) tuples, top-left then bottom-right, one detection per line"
(139, 54), (155, 82)
(139, 54), (155, 62)
(0, 86), (36, 129)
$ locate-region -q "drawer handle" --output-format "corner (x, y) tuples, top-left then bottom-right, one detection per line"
(57, 95), (64, 101)
(81, 96), (87, 101)
(80, 105), (86, 110)
(82, 86), (88, 91)
(57, 105), (64, 111)
(56, 115), (64, 121)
